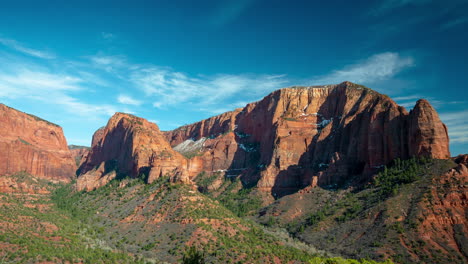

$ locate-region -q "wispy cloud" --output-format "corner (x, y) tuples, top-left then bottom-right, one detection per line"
(392, 96), (468, 143)
(101, 32), (116, 40)
(0, 67), (116, 118)
(0, 48), (119, 120)
(393, 95), (423, 101)
(200, 101), (250, 115)
(89, 54), (127, 73)
(310, 52), (414, 85)
(117, 95), (142, 106)
(208, 0), (256, 28)
(393, 94), (466, 110)
(439, 16), (468, 31)
(0, 37), (55, 59)
(393, 94), (425, 109)
(439, 110), (468, 143)
(370, 0), (432, 15)
(130, 66), (288, 110)
(0, 69), (82, 97)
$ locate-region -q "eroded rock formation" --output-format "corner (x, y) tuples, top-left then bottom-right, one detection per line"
(164, 82), (450, 197)
(69, 145), (90, 167)
(77, 113), (194, 191)
(0, 104), (76, 182)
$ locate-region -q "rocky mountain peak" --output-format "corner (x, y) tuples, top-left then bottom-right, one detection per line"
(76, 112), (194, 191)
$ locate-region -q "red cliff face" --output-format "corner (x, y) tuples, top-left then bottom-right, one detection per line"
(0, 104), (76, 182)
(164, 82), (451, 197)
(69, 145), (90, 167)
(408, 99), (450, 159)
(77, 113), (191, 191)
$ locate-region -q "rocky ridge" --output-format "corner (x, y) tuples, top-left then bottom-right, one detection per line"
(164, 82), (450, 197)
(76, 113), (199, 191)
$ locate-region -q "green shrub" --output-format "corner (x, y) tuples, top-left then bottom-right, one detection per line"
(182, 246), (205, 264)
(373, 157), (431, 199)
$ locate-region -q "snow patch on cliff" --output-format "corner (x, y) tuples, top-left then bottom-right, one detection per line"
(239, 143), (257, 152)
(173, 137), (207, 154)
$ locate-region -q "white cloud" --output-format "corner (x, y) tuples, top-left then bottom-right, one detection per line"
(58, 95), (116, 117)
(89, 55), (127, 73)
(439, 110), (468, 143)
(0, 69), (82, 98)
(130, 66), (288, 110)
(0, 38), (55, 59)
(208, 0), (256, 28)
(393, 94), (466, 111)
(90, 55), (126, 66)
(398, 102), (417, 109)
(393, 94), (426, 109)
(393, 95), (423, 101)
(0, 59), (116, 119)
(370, 0), (432, 15)
(310, 52), (414, 85)
(117, 95), (142, 106)
(439, 16), (468, 31)
(101, 32), (116, 40)
(200, 101), (250, 115)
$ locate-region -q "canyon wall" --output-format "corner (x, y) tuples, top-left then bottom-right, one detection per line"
(76, 113), (197, 191)
(164, 82), (450, 197)
(0, 104), (76, 182)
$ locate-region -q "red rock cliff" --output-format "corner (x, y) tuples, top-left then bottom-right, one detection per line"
(69, 145), (90, 167)
(0, 104), (76, 182)
(164, 82), (451, 197)
(77, 113), (192, 191)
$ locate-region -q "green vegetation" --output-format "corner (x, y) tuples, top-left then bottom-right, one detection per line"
(27, 113), (60, 127)
(373, 157), (431, 199)
(275, 158), (461, 263)
(68, 145), (91, 150)
(195, 171), (219, 192)
(0, 174), (146, 263)
(3, 103), (59, 127)
(18, 137), (31, 145)
(295, 157), (434, 232)
(181, 150), (204, 159)
(5, 156), (434, 264)
(49, 175), (315, 263)
(197, 174), (263, 217)
(182, 246), (205, 264)
(309, 257), (394, 264)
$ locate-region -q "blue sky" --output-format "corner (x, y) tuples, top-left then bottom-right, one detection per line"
(0, 0), (466, 155)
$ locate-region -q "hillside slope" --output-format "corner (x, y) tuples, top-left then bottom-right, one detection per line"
(61, 176), (319, 263)
(0, 172), (144, 263)
(256, 156), (468, 264)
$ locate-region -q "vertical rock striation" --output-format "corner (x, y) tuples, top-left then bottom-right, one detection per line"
(0, 104), (76, 182)
(164, 82), (450, 197)
(77, 113), (192, 191)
